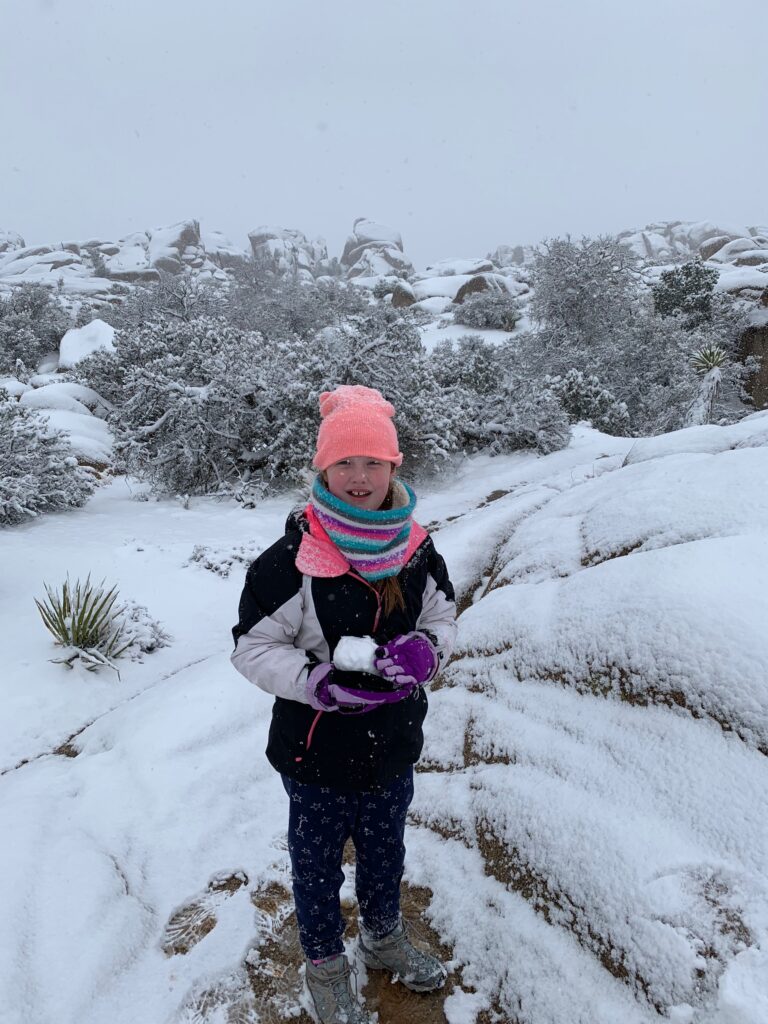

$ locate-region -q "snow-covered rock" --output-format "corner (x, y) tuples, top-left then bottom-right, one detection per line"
(20, 385), (92, 416)
(200, 229), (249, 269)
(58, 319), (116, 368)
(340, 217), (414, 281)
(0, 219), (232, 299)
(0, 229), (24, 254)
(248, 226), (327, 283)
(0, 376), (31, 398)
(424, 257), (495, 277)
(40, 408), (113, 464)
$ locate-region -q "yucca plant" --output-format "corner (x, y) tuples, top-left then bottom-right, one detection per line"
(35, 575), (131, 675)
(691, 343), (728, 374)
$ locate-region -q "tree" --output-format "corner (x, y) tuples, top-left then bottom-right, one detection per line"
(652, 259), (719, 328)
(454, 290), (521, 331)
(529, 236), (640, 346)
(0, 393), (95, 526)
(546, 369), (630, 435)
(0, 283), (69, 374)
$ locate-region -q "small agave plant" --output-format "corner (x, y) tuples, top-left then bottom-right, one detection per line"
(35, 575), (131, 676)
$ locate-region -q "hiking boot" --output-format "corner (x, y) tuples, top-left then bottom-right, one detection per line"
(305, 953), (371, 1024)
(358, 918), (447, 992)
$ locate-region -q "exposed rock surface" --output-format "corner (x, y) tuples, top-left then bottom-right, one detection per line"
(740, 321), (768, 410)
(248, 226), (328, 283)
(0, 219), (241, 300)
(340, 217), (414, 281)
(617, 220), (768, 264)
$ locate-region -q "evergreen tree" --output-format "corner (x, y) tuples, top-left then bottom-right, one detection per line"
(652, 259), (719, 328)
(0, 394), (95, 526)
(0, 283), (69, 374)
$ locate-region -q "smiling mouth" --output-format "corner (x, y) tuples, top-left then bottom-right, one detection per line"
(347, 490), (372, 497)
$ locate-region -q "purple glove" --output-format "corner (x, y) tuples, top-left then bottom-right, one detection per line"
(374, 632), (439, 687)
(306, 663), (416, 715)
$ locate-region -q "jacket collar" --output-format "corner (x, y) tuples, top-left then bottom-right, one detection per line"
(295, 504), (428, 578)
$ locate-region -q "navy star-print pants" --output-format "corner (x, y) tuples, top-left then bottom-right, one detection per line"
(281, 768), (415, 961)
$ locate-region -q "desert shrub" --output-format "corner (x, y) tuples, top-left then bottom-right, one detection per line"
(530, 236), (640, 346)
(0, 283), (69, 374)
(652, 259), (719, 328)
(546, 369), (630, 435)
(104, 272), (226, 331)
(454, 290), (521, 331)
(0, 393), (95, 526)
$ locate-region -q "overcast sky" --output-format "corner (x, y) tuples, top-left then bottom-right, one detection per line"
(1, 0), (766, 268)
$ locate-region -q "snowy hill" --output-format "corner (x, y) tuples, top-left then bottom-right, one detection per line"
(2, 415), (768, 1024)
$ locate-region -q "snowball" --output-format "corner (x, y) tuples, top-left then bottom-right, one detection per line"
(333, 635), (379, 674)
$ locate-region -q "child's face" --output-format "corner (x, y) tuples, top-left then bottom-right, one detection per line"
(325, 456), (395, 510)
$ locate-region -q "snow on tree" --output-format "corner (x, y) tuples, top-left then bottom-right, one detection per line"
(545, 369), (630, 435)
(652, 258), (719, 328)
(529, 235), (640, 345)
(453, 290), (521, 331)
(0, 283), (69, 375)
(0, 392), (95, 526)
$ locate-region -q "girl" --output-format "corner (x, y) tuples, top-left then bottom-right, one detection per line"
(231, 385), (457, 1024)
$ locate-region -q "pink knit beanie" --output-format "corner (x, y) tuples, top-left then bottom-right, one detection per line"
(312, 385), (404, 470)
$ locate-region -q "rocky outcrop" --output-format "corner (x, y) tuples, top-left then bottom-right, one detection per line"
(340, 218), (414, 281)
(248, 227), (327, 283)
(740, 322), (768, 410)
(0, 219), (240, 298)
(390, 281), (416, 308)
(0, 230), (24, 255)
(617, 220), (768, 264)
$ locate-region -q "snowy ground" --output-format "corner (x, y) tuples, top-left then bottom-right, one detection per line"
(2, 416), (768, 1024)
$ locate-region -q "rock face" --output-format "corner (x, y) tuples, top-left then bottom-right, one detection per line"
(340, 218), (414, 281)
(390, 281), (416, 308)
(0, 219), (241, 299)
(0, 230), (24, 255)
(248, 227), (327, 283)
(740, 323), (768, 410)
(617, 221), (768, 264)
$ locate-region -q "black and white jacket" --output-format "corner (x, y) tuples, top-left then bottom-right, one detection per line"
(231, 503), (457, 791)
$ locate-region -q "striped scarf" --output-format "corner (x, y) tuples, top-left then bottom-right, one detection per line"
(310, 475), (417, 581)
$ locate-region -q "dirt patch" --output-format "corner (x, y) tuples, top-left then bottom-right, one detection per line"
(480, 489), (511, 506)
(53, 741), (80, 758)
(245, 877), (460, 1023)
(161, 871), (248, 957)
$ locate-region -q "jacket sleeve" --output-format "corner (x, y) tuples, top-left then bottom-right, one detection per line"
(230, 534), (317, 704)
(416, 538), (458, 671)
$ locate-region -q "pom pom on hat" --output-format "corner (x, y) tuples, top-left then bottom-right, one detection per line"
(313, 385), (403, 470)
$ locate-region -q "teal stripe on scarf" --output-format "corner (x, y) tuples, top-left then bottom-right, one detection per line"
(311, 475), (416, 581)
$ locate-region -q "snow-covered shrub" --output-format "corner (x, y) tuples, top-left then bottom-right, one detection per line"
(0, 393), (95, 526)
(487, 381), (571, 455)
(78, 314), (263, 495)
(530, 235), (640, 346)
(35, 575), (130, 673)
(453, 290), (521, 331)
(224, 266), (368, 341)
(431, 335), (504, 453)
(334, 308), (463, 470)
(652, 259), (719, 328)
(546, 369), (630, 435)
(187, 542), (265, 577)
(429, 334), (570, 456)
(0, 283), (69, 374)
(117, 598), (172, 660)
(104, 272), (226, 331)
